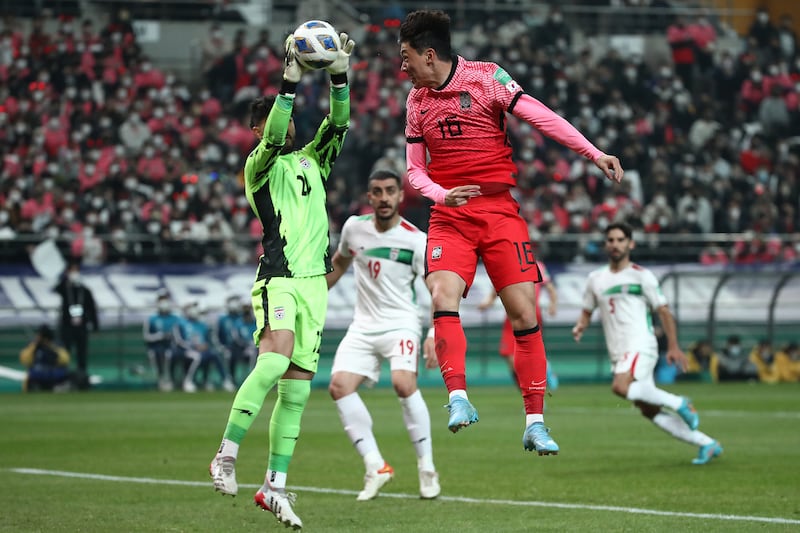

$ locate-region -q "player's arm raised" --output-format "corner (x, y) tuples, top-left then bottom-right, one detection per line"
(246, 37), (304, 179)
(510, 94), (624, 183)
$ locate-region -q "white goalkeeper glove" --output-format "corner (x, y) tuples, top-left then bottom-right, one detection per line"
(325, 32), (356, 75)
(283, 34), (305, 83)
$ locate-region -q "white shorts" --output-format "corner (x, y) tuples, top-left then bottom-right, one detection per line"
(331, 328), (421, 386)
(611, 350), (658, 384)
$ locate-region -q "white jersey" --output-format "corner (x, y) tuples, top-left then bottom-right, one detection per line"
(338, 214), (427, 334)
(581, 263), (668, 362)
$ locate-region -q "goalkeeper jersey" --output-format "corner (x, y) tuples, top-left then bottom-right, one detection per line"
(245, 85), (349, 279)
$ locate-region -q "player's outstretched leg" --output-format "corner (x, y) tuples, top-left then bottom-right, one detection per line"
(254, 482), (303, 530)
(692, 440), (723, 465)
(445, 396), (479, 433)
(522, 422), (559, 455)
(357, 462), (395, 501)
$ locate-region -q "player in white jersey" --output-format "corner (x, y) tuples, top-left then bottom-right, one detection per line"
(572, 222), (723, 465)
(327, 169), (440, 500)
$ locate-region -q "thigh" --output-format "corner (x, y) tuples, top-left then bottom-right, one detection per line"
(292, 276), (328, 373)
(426, 209), (479, 291)
(378, 328), (420, 375)
(480, 208), (542, 292)
(251, 276), (298, 342)
(612, 351), (657, 383)
(332, 330), (382, 385)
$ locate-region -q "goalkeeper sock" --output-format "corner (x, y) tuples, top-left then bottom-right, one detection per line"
(219, 352), (290, 456)
(264, 379), (311, 491)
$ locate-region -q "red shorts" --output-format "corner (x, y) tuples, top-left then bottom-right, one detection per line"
(426, 191), (542, 295)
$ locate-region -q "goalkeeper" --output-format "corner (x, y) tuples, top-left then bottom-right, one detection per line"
(210, 30), (355, 531)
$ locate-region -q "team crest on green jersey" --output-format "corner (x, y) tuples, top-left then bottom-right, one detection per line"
(299, 157), (311, 169)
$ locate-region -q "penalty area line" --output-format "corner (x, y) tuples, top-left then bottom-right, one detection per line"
(7, 467), (800, 526)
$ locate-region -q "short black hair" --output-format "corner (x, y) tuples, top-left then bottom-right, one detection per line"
(399, 9), (453, 58)
(368, 169), (402, 188)
(249, 96), (276, 128)
(605, 222), (633, 239)
(37, 324), (54, 340)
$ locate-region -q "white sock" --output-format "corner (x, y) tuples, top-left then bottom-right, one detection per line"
(263, 470), (287, 491)
(335, 393), (383, 471)
(448, 389), (468, 401)
(652, 412), (714, 446)
(626, 381), (683, 410)
(398, 390), (434, 470)
(217, 439), (239, 460)
(525, 414), (544, 426)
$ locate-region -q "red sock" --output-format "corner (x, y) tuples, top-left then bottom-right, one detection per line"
(513, 326), (546, 414)
(433, 312), (467, 393)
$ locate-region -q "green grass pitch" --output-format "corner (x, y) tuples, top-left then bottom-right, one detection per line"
(2, 383), (799, 532)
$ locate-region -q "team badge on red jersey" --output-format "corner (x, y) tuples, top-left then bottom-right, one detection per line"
(460, 92), (471, 110)
(431, 246), (442, 260)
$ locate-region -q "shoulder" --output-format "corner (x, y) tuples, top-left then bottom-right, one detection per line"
(398, 218), (422, 234)
(632, 263), (657, 279)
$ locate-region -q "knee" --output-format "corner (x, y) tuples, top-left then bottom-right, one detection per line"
(328, 375), (353, 401)
(636, 401), (660, 419)
(392, 378), (417, 398)
(611, 382), (628, 398)
(429, 283), (460, 311)
(505, 303), (537, 329)
(279, 379), (311, 410)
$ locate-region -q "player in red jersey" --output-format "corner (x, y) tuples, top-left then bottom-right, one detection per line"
(399, 10), (623, 455)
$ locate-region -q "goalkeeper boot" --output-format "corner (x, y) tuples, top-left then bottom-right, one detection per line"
(692, 440), (723, 465)
(356, 462), (394, 501)
(254, 483), (303, 530)
(445, 396), (479, 433)
(209, 455), (237, 496)
(676, 397), (699, 430)
(522, 422), (559, 455)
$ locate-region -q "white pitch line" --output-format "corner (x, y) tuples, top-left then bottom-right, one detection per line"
(8, 468), (800, 526)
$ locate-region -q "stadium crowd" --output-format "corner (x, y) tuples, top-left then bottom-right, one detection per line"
(1, 6), (800, 265)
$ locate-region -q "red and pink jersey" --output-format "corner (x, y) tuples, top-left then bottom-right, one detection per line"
(405, 57), (521, 192)
(406, 57), (604, 204)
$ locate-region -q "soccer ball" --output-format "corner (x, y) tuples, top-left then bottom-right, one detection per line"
(291, 20), (340, 70)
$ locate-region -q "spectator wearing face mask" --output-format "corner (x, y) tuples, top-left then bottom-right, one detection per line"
(54, 257), (99, 390)
(716, 335), (759, 382)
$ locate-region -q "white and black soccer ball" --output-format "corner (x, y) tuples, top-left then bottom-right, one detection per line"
(291, 20), (340, 70)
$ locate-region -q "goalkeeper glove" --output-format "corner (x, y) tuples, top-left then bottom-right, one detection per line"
(325, 32), (356, 75)
(283, 34), (305, 83)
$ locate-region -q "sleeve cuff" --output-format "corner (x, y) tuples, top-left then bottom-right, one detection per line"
(330, 72), (347, 86)
(280, 80), (298, 94)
